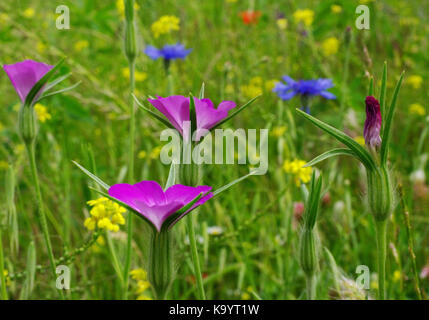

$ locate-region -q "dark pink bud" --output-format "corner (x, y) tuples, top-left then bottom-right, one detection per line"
(364, 96), (382, 148)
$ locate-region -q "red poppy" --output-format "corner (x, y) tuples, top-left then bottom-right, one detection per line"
(240, 10), (261, 25)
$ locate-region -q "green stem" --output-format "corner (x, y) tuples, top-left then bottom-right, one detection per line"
(187, 213), (206, 299)
(306, 274), (316, 300)
(26, 143), (64, 299)
(106, 232), (124, 287)
(375, 219), (387, 300)
(123, 59), (136, 300)
(0, 228), (8, 300)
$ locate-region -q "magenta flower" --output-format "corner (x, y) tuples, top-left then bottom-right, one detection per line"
(364, 96), (382, 148)
(148, 95), (236, 136)
(3, 60), (53, 103)
(108, 181), (212, 232)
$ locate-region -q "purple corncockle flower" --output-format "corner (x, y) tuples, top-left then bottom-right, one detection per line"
(3, 60), (53, 103)
(148, 95), (236, 136)
(108, 181), (212, 232)
(273, 76), (336, 100)
(364, 96), (382, 149)
(144, 43), (192, 61)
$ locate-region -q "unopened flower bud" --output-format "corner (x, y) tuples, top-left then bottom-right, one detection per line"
(364, 96), (382, 149)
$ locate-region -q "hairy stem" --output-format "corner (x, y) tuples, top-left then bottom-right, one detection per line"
(187, 213), (206, 299)
(375, 219), (387, 300)
(26, 143), (64, 299)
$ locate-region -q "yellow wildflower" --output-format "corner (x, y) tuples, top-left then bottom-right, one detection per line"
(354, 136), (366, 146)
(276, 18), (288, 30)
(407, 75), (422, 89)
(271, 126), (287, 138)
(150, 146), (162, 160)
(34, 103), (51, 123)
(283, 159), (312, 187)
(151, 15), (180, 38)
(23, 8), (35, 18)
(241, 77), (264, 99)
(226, 0), (238, 3)
(225, 84), (234, 94)
(321, 37), (339, 56)
(409, 103), (425, 116)
(131, 268), (147, 281)
(116, 0), (139, 18)
(138, 150), (147, 159)
(393, 270), (401, 282)
(293, 9), (314, 27)
(241, 292), (251, 300)
(331, 5), (342, 14)
(74, 40), (89, 52)
(90, 235), (106, 253)
(122, 68), (147, 82)
(36, 42), (46, 54)
(131, 268), (152, 300)
(265, 79), (278, 92)
(0, 13), (9, 24)
(0, 161), (9, 170)
(14, 144), (25, 155)
(3, 270), (11, 286)
(84, 197), (126, 232)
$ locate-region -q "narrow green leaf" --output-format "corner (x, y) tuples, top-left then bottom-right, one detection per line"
(199, 82), (205, 99)
(380, 71), (404, 165)
(213, 170), (257, 197)
(368, 76), (374, 96)
(72, 161), (110, 191)
(210, 95), (260, 131)
(133, 94), (175, 129)
(43, 73), (71, 92)
(296, 108), (376, 170)
(24, 58), (65, 107)
(165, 162), (177, 189)
(304, 148), (357, 167)
(379, 62), (387, 123)
(37, 81), (81, 102)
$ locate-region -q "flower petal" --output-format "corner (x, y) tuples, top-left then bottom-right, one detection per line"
(148, 95), (190, 134)
(3, 60), (53, 103)
(195, 98), (236, 131)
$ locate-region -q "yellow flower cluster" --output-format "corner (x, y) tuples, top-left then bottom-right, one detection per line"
(130, 268), (152, 300)
(354, 136), (366, 146)
(74, 40), (89, 52)
(321, 37), (339, 56)
(23, 8), (35, 18)
(409, 103), (425, 116)
(271, 126), (287, 138)
(84, 197), (126, 232)
(151, 15), (180, 38)
(331, 5), (342, 14)
(116, 0), (140, 18)
(407, 75), (422, 89)
(240, 77), (277, 99)
(283, 159), (312, 186)
(277, 18), (288, 30)
(3, 270), (11, 286)
(34, 103), (51, 123)
(293, 9), (314, 27)
(121, 67), (147, 82)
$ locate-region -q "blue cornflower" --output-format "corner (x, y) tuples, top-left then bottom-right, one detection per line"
(273, 76), (336, 100)
(273, 76), (336, 113)
(144, 43), (192, 61)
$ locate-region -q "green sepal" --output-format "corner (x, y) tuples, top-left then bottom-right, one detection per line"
(304, 148), (357, 168)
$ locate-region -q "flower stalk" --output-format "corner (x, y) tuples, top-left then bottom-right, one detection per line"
(123, 0), (139, 299)
(299, 172), (322, 300)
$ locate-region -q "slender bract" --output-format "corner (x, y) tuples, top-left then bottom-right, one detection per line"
(123, 0), (139, 299)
